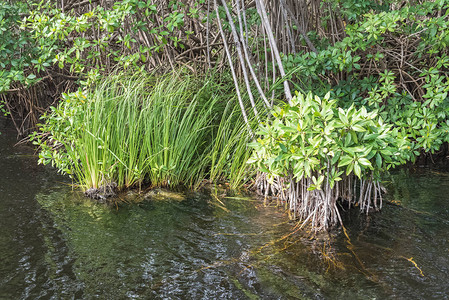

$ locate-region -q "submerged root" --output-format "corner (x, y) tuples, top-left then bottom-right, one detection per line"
(84, 182), (118, 202)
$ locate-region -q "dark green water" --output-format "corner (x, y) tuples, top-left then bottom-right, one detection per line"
(1, 120), (449, 299)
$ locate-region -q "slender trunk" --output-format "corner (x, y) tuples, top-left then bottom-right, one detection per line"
(255, 0), (293, 102)
(220, 0), (259, 118)
(214, 0), (253, 136)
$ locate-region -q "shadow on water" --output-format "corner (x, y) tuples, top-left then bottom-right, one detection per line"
(1, 118), (449, 299)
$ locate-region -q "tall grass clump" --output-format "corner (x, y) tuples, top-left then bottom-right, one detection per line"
(32, 70), (256, 195)
(208, 99), (258, 189)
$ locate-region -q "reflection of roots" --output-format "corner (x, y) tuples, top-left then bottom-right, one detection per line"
(200, 219), (384, 286)
(320, 240), (345, 272)
(342, 225), (379, 281)
(210, 193), (230, 212)
(249, 222), (348, 272)
(251, 222), (304, 256)
(196, 257), (239, 272)
(401, 256), (424, 277)
(195, 224), (389, 292)
(197, 216), (424, 297)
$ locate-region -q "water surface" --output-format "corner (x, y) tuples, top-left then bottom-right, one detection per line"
(1, 120), (448, 299)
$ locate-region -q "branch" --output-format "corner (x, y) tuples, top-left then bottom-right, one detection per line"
(214, 0), (253, 137)
(280, 0), (318, 54)
(220, 0), (259, 118)
(65, 0), (100, 11)
(174, 43), (223, 60)
(255, 0), (292, 102)
(235, 0), (271, 109)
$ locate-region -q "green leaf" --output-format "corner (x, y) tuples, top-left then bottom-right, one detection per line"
(282, 125), (297, 133)
(354, 162), (362, 178)
(338, 108), (348, 124)
(346, 162), (354, 176)
(358, 157), (372, 167)
(279, 143), (287, 152)
(351, 131), (358, 144)
(338, 156), (353, 167)
(376, 153), (382, 168)
(352, 124), (366, 132)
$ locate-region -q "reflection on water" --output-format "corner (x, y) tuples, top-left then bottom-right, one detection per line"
(1, 120), (449, 299)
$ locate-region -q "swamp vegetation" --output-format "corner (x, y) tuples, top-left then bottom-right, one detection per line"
(1, 122), (449, 298)
(2, 0), (449, 229)
(2, 0), (449, 298)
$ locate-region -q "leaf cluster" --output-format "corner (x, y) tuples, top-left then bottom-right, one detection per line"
(249, 92), (407, 191)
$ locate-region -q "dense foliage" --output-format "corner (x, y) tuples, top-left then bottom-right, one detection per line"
(250, 92), (407, 229)
(1, 0), (217, 133)
(0, 2), (40, 93)
(284, 0), (449, 159)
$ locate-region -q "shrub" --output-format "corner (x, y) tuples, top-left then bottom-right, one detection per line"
(249, 91), (408, 230)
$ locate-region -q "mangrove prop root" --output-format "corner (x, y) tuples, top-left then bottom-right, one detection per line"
(255, 172), (384, 231)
